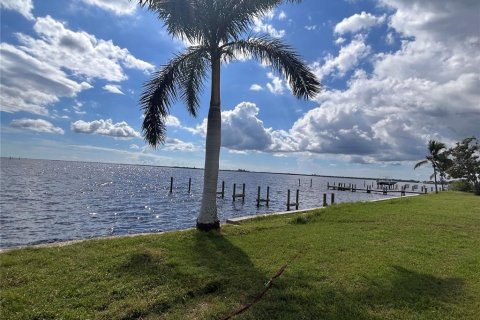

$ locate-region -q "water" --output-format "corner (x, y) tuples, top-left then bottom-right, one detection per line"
(0, 158), (426, 249)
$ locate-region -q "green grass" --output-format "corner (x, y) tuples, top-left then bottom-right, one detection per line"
(1, 192), (479, 319)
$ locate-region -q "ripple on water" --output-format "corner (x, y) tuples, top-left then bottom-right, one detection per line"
(0, 159), (428, 249)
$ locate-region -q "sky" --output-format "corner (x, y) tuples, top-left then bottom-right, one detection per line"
(1, 0), (479, 180)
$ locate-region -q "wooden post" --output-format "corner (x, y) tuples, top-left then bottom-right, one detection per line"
(266, 187), (270, 206)
(287, 189), (291, 211)
(323, 193), (327, 207)
(242, 183), (245, 202)
(310, 179), (312, 187)
(257, 186), (261, 207)
(296, 189), (299, 210)
(169, 177), (173, 193)
(221, 181), (225, 198)
(188, 178), (191, 193)
(233, 183), (236, 202)
(327, 182), (330, 189)
(331, 193), (335, 204)
(298, 179), (300, 186)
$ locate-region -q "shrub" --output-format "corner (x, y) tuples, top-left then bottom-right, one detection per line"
(449, 180), (474, 193)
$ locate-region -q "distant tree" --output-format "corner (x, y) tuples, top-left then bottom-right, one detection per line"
(136, 0), (320, 231)
(414, 140), (447, 194)
(447, 137), (480, 195)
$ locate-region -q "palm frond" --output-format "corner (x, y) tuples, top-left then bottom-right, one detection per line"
(428, 140), (447, 156)
(414, 159), (429, 170)
(215, 0), (298, 42)
(137, 0), (199, 42)
(178, 50), (209, 117)
(224, 36), (321, 99)
(140, 46), (208, 146)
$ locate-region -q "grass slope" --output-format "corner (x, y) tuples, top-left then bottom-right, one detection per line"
(1, 192), (479, 319)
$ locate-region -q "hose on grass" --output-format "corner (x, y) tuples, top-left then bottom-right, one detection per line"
(221, 252), (302, 320)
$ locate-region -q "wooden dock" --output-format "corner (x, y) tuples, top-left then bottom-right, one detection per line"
(327, 182), (426, 196)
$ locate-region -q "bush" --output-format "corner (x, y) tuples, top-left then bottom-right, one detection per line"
(449, 180), (474, 193)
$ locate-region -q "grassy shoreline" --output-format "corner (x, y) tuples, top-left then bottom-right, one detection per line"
(1, 192), (479, 319)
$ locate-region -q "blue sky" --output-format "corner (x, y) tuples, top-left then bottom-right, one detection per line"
(1, 0), (479, 180)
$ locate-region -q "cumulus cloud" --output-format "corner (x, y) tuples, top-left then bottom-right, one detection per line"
(71, 119), (140, 139)
(334, 11), (386, 34)
(18, 16), (154, 81)
(294, 0), (480, 163)
(194, 102), (294, 153)
(79, 0), (137, 15)
(103, 84), (124, 95)
(0, 43), (92, 115)
(311, 36), (371, 80)
(0, 0), (34, 20)
(0, 15), (153, 115)
(11, 118), (64, 134)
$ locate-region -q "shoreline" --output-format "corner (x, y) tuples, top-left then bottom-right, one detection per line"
(0, 193), (420, 253)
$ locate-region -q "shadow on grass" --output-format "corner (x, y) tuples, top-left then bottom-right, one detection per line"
(244, 265), (465, 320)
(109, 232), (266, 319)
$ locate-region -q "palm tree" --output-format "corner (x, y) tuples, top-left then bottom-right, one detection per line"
(137, 0), (321, 231)
(414, 140), (447, 194)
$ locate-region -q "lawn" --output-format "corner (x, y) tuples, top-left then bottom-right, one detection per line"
(1, 192), (479, 319)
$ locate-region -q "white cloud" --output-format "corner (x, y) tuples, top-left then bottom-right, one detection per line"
(130, 144), (140, 150)
(249, 84), (264, 91)
(11, 118), (64, 134)
(334, 11), (386, 34)
(0, 0), (34, 20)
(17, 16), (154, 82)
(0, 15), (153, 116)
(194, 102), (295, 153)
(278, 11), (287, 20)
(164, 138), (196, 152)
(293, 0), (480, 163)
(79, 0), (137, 15)
(103, 84), (124, 95)
(71, 119), (140, 139)
(266, 72), (286, 95)
(311, 36), (371, 80)
(165, 115), (182, 127)
(305, 25), (317, 31)
(253, 11), (285, 38)
(385, 32), (395, 45)
(0, 43), (92, 115)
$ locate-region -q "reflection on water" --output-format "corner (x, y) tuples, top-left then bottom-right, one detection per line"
(0, 158), (423, 248)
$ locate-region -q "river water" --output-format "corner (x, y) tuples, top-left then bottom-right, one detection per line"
(0, 158), (426, 249)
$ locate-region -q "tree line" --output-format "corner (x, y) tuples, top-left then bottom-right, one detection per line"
(414, 137), (480, 195)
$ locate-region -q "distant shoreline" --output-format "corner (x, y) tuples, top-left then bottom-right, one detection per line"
(0, 156), (430, 184)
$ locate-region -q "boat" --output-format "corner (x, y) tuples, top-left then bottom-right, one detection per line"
(376, 178), (397, 186)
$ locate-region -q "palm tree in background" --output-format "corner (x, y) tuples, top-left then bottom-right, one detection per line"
(414, 140), (447, 194)
(434, 153), (452, 191)
(136, 0), (321, 231)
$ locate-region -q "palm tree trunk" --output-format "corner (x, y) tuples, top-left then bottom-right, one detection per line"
(197, 57), (221, 231)
(433, 167), (438, 194)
